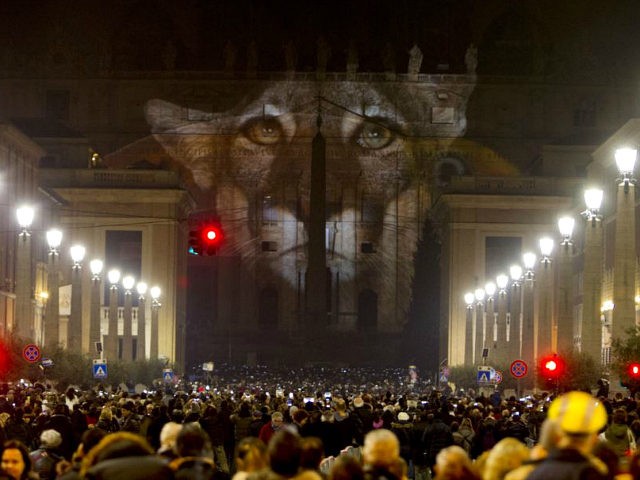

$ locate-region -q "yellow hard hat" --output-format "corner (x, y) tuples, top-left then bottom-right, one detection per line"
(547, 391), (607, 434)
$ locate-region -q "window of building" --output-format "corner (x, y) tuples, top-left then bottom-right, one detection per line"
(258, 287), (279, 330)
(357, 289), (378, 331)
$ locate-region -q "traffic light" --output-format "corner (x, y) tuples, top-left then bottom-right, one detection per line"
(628, 363), (640, 379)
(540, 354), (565, 380)
(201, 223), (223, 256)
(188, 226), (203, 255)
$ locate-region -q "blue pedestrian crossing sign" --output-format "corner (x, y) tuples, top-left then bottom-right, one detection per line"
(93, 359), (108, 379)
(477, 366), (494, 384)
(163, 368), (174, 383)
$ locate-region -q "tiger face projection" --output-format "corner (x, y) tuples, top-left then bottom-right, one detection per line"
(145, 78), (475, 352)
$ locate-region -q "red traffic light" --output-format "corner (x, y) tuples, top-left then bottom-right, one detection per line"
(201, 224), (223, 255)
(540, 354), (564, 378)
(628, 363), (640, 378)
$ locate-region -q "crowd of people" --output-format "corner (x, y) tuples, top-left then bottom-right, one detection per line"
(0, 365), (634, 479)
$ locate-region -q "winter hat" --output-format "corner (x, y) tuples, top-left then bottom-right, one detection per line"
(40, 429), (62, 448)
(397, 412), (410, 422)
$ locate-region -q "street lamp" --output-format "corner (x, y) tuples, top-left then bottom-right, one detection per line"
(44, 228), (63, 348)
(558, 217), (575, 246)
(69, 245), (86, 270)
(150, 286), (161, 359)
(583, 188), (603, 223)
(16, 205), (34, 238)
(136, 281), (148, 360)
(106, 269), (121, 360)
(46, 229), (63, 254)
(539, 237), (554, 266)
(89, 259), (103, 356)
(15, 205), (34, 339)
(464, 292), (475, 364)
(615, 147), (637, 192)
(496, 274), (509, 294)
(121, 275), (135, 361)
(68, 244), (85, 352)
(523, 252), (536, 279)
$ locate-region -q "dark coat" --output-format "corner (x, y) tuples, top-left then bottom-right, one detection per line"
(526, 448), (607, 480)
(85, 455), (174, 480)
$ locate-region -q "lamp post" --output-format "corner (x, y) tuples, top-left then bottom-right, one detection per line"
(464, 292), (475, 364)
(106, 269), (120, 360)
(582, 188), (604, 361)
(44, 228), (62, 348)
(495, 273), (509, 364)
(521, 252), (536, 368)
(150, 286), (161, 359)
(474, 287), (485, 365)
(537, 237), (554, 358)
(136, 282), (147, 360)
(485, 281), (497, 362)
(68, 245), (85, 352)
(15, 206), (34, 339)
(89, 259), (103, 357)
(557, 217), (575, 353)
(121, 275), (135, 361)
(612, 147), (637, 343)
(509, 264), (523, 361)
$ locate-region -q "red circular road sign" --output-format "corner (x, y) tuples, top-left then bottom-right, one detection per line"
(495, 370), (503, 384)
(510, 360), (528, 378)
(22, 344), (41, 363)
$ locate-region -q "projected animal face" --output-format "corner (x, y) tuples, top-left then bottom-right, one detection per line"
(146, 80), (472, 331)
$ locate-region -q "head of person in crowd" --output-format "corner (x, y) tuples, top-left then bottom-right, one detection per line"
(80, 432), (154, 477)
(271, 411), (284, 430)
(268, 429), (302, 478)
(38, 429), (62, 450)
(481, 437), (529, 480)
(174, 422), (213, 459)
(299, 437), (324, 472)
(362, 429), (400, 471)
(158, 421), (182, 458)
(234, 437), (268, 475)
(329, 454), (364, 480)
(547, 391), (607, 456)
(433, 445), (480, 480)
(1, 441), (32, 480)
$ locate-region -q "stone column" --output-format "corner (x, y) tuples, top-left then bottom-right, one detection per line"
(521, 278), (535, 367)
(150, 300), (160, 359)
(137, 295), (146, 360)
(105, 286), (119, 360)
(612, 182), (636, 341)
(68, 266), (83, 352)
(556, 242), (574, 353)
(465, 305), (474, 365)
(44, 252), (60, 348)
(536, 261), (554, 359)
(509, 284), (522, 361)
(582, 218), (604, 360)
(90, 275), (102, 356)
(496, 290), (508, 364)
(15, 233), (33, 339)
(122, 289), (133, 361)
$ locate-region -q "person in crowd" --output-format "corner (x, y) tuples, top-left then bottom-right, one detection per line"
(258, 412), (284, 446)
(1, 440), (38, 480)
(231, 403), (255, 445)
(603, 408), (634, 461)
(352, 397), (374, 446)
(56, 428), (106, 480)
(119, 401), (141, 434)
(390, 412), (412, 466)
(249, 410), (266, 438)
(451, 417), (474, 454)
(422, 413), (454, 475)
(157, 421), (182, 460)
(232, 437), (268, 480)
(147, 404), (171, 450)
(81, 431), (173, 480)
(28, 430), (63, 480)
(480, 437), (528, 480)
(170, 422), (230, 480)
(43, 404), (74, 460)
(328, 455), (363, 480)
(95, 407), (119, 433)
(503, 419), (561, 480)
(201, 404), (231, 474)
(526, 391), (609, 480)
(432, 445), (480, 480)
(361, 428), (401, 480)
(4, 410), (32, 451)
(299, 437), (325, 478)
